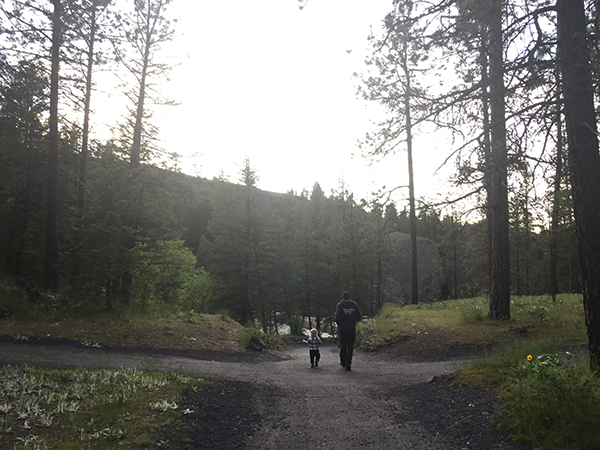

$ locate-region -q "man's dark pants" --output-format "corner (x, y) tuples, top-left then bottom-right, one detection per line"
(339, 328), (356, 368)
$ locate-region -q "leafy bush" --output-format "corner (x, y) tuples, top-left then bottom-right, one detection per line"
(287, 316), (304, 336)
(131, 240), (218, 311)
(233, 325), (284, 350)
(0, 278), (59, 320)
(457, 297), (488, 323)
(455, 341), (565, 386)
(494, 353), (600, 450)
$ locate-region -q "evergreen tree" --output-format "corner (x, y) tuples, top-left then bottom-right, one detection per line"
(556, 0), (600, 373)
(203, 160), (271, 325)
(0, 57), (48, 279)
(291, 182), (331, 330)
(114, 0), (175, 167)
(364, 200), (396, 313)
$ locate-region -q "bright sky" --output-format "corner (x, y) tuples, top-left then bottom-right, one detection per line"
(94, 0), (453, 204)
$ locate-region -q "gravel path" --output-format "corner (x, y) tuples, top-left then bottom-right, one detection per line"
(0, 339), (530, 450)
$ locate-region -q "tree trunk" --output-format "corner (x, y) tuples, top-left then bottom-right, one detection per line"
(549, 71), (563, 302)
(71, 3), (99, 282)
(557, 0), (600, 373)
(479, 26), (493, 297)
(487, 0), (510, 319)
(453, 229), (458, 299)
(130, 68), (147, 168)
(77, 3), (97, 213)
(376, 258), (383, 311)
(44, 0), (62, 292)
(403, 33), (418, 305)
(130, 2), (152, 168)
(305, 268), (313, 329)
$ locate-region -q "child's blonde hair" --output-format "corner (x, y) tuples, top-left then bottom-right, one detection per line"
(309, 328), (318, 337)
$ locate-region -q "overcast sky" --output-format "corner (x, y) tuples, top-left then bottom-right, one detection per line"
(94, 0), (453, 204)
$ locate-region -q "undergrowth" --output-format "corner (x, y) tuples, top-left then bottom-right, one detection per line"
(1, 292), (593, 449)
(0, 365), (203, 449)
(360, 294), (586, 348)
(233, 325), (285, 350)
(458, 348), (600, 450)
(362, 294), (592, 450)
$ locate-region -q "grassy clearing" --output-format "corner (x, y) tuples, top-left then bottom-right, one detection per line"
(1, 293), (595, 449)
(455, 344), (600, 450)
(0, 304), (284, 449)
(489, 351), (600, 450)
(361, 293), (596, 450)
(0, 365), (204, 450)
(0, 308), (248, 353)
(361, 294), (587, 348)
(0, 295), (286, 352)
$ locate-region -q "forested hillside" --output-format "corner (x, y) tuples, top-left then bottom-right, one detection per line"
(0, 145), (580, 331)
(0, 0), (596, 342)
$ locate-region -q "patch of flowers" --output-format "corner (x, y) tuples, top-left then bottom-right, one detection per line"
(0, 365), (200, 448)
(510, 351), (570, 378)
(150, 399), (179, 412)
(527, 305), (550, 322)
(495, 351), (600, 450)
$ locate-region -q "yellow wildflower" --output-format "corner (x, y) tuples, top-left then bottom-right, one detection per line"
(527, 355), (533, 361)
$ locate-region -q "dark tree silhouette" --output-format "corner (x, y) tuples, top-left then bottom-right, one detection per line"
(557, 0), (600, 373)
(486, 0), (510, 320)
(45, 0), (63, 292)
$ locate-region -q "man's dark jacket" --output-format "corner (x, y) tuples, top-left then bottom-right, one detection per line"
(335, 299), (361, 331)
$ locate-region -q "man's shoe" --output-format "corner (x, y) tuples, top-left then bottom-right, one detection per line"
(345, 365), (351, 371)
(315, 362), (318, 367)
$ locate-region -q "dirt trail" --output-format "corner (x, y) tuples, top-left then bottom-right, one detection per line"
(242, 343), (463, 450)
(0, 341), (528, 450)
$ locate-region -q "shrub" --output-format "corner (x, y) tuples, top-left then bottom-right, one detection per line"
(494, 353), (600, 450)
(457, 297), (488, 323)
(288, 316), (304, 336)
(131, 240), (218, 311)
(233, 325), (284, 350)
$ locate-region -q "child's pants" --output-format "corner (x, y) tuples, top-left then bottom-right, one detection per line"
(310, 349), (320, 365)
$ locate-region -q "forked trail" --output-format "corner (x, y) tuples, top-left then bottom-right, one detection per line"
(0, 341), (526, 450)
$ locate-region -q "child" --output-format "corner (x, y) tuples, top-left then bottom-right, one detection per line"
(302, 328), (322, 368)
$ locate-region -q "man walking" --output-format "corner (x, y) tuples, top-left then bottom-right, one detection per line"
(335, 291), (361, 371)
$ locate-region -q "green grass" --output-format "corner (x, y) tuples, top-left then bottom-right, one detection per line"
(361, 294), (587, 347)
(233, 324), (285, 350)
(1, 293), (595, 449)
(493, 354), (600, 450)
(0, 365), (204, 449)
(0, 308), (250, 353)
(362, 294), (596, 450)
(0, 279), (288, 352)
(457, 346), (600, 450)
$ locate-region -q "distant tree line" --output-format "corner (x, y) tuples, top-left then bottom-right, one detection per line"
(0, 0), (597, 354)
(0, 126), (581, 332)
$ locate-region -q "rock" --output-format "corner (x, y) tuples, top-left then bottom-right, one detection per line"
(249, 336), (263, 351)
(509, 321), (535, 333)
